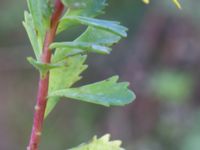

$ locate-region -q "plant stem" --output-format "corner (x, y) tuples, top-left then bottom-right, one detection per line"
(27, 1), (64, 150)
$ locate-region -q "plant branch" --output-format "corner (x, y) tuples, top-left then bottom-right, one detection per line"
(27, 1), (64, 150)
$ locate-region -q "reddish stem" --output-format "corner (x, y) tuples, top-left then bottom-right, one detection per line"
(27, 1), (64, 150)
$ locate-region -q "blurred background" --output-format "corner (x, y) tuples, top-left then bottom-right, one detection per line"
(0, 0), (200, 149)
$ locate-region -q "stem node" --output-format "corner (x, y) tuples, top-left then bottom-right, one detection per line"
(34, 105), (40, 111)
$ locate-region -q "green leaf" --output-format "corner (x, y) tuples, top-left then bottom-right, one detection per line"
(60, 16), (128, 37)
(51, 26), (123, 63)
(26, 0), (52, 53)
(23, 12), (41, 60)
(48, 76), (135, 106)
(58, 0), (107, 33)
(69, 134), (125, 150)
(62, 0), (106, 16)
(76, 27), (121, 46)
(27, 0), (52, 34)
(52, 48), (85, 63)
(45, 55), (88, 117)
(51, 41), (111, 54)
(27, 57), (67, 77)
(52, 17), (127, 63)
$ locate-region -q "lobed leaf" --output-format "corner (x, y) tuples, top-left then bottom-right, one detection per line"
(60, 16), (128, 37)
(58, 0), (107, 33)
(69, 134), (125, 150)
(76, 27), (121, 46)
(45, 55), (88, 117)
(24, 0), (52, 60)
(48, 76), (135, 106)
(27, 0), (52, 37)
(51, 26), (124, 63)
(51, 41), (111, 54)
(52, 48), (85, 63)
(51, 16), (127, 63)
(62, 0), (106, 16)
(27, 57), (67, 77)
(25, 0), (134, 118)
(46, 25), (127, 116)
(23, 12), (41, 60)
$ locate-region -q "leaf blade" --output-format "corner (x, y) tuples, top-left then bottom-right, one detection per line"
(45, 55), (88, 117)
(25, 0), (52, 59)
(69, 134), (125, 150)
(48, 76), (135, 106)
(23, 12), (41, 60)
(27, 57), (68, 76)
(58, 0), (107, 33)
(76, 27), (121, 46)
(60, 16), (128, 37)
(51, 41), (111, 54)
(51, 26), (124, 63)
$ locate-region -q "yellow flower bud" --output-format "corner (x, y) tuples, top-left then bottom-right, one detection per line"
(172, 0), (182, 9)
(142, 0), (150, 4)
(142, 0), (182, 9)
